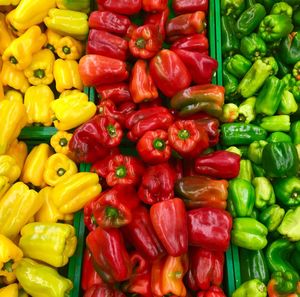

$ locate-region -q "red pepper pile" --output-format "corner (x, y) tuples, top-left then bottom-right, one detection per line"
(72, 0), (240, 296)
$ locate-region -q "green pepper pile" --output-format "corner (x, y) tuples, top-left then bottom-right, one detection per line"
(220, 0), (300, 296)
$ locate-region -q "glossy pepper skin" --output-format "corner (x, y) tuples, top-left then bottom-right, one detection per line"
(45, 29), (62, 53)
(173, 0), (208, 14)
(268, 271), (299, 296)
(150, 198), (188, 257)
(50, 131), (73, 157)
(149, 49), (191, 97)
(194, 118), (220, 147)
(259, 204), (285, 232)
(223, 68), (239, 100)
(241, 33), (267, 61)
(278, 206), (300, 241)
(188, 207), (232, 252)
(259, 115), (291, 132)
(291, 122), (300, 145)
(195, 151), (240, 179)
(0, 155), (21, 184)
(6, 140), (27, 172)
(0, 13), (14, 56)
(144, 8), (169, 40)
(0, 284), (20, 296)
(56, 36), (84, 61)
(232, 279), (267, 297)
(226, 54), (252, 79)
(253, 177), (276, 209)
(97, 0), (142, 15)
(96, 83), (132, 104)
(221, 0), (245, 18)
(221, 16), (239, 57)
(274, 177), (300, 207)
(122, 205), (165, 261)
(84, 284), (125, 297)
(279, 32), (300, 65)
(86, 227), (132, 283)
(170, 34), (209, 54)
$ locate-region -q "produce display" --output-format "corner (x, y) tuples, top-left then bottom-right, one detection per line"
(0, 0), (299, 296)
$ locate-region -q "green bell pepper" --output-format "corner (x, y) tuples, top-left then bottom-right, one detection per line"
(293, 8), (300, 27)
(259, 115), (291, 132)
(252, 163), (266, 177)
(278, 206), (300, 241)
(292, 80), (300, 102)
(279, 32), (300, 65)
(232, 279), (267, 297)
(250, 208), (259, 220)
(220, 103), (239, 123)
(223, 68), (239, 101)
(270, 2), (293, 18)
(262, 142), (299, 177)
(255, 0), (277, 12)
(221, 16), (240, 57)
(237, 159), (254, 182)
(258, 15), (294, 42)
(231, 218), (268, 250)
(291, 241), (300, 271)
(266, 132), (292, 143)
(252, 177), (275, 209)
(269, 271), (298, 294)
(274, 177), (300, 207)
(282, 74), (295, 91)
(239, 249), (270, 284)
(293, 61), (300, 80)
(274, 55), (292, 78)
(290, 121), (300, 144)
(255, 76), (285, 116)
(248, 140), (268, 164)
(258, 204), (285, 232)
(245, 0), (256, 7)
(221, 0), (246, 18)
(221, 123), (267, 146)
(238, 97), (256, 124)
(236, 4), (266, 37)
(228, 178), (255, 217)
(226, 54), (252, 79)
(238, 146), (249, 158)
(278, 90), (298, 115)
(240, 33), (267, 61)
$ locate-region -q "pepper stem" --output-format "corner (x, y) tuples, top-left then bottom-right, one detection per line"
(34, 69), (45, 79)
(178, 129), (190, 140)
(153, 138), (166, 150)
(136, 38), (146, 49)
(63, 46), (71, 55)
(59, 138), (68, 147)
(57, 168), (66, 176)
(105, 207), (119, 219)
(3, 260), (13, 272)
(107, 124), (117, 137)
(9, 56), (18, 64)
(46, 43), (55, 52)
(116, 166), (127, 178)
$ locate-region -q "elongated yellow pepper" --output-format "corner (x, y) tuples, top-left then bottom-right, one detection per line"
(56, 36), (84, 60)
(0, 12), (14, 55)
(4, 90), (23, 103)
(6, 139), (27, 170)
(0, 155), (21, 183)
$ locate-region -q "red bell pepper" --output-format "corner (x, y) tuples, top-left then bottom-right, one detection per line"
(129, 24), (163, 59)
(129, 60), (158, 103)
(173, 49), (218, 85)
(125, 23), (138, 41)
(84, 195), (101, 231)
(122, 205), (166, 261)
(172, 0), (209, 14)
(83, 284), (126, 297)
(168, 120), (209, 158)
(138, 162), (176, 204)
(151, 254), (189, 297)
(139, 97), (162, 109)
(170, 158), (183, 181)
(97, 0), (142, 15)
(166, 11), (207, 42)
(194, 150), (241, 179)
(197, 286), (227, 297)
(82, 249), (103, 291)
(144, 8), (169, 40)
(142, 0), (168, 12)
(187, 207), (232, 252)
(136, 130), (171, 164)
(170, 34), (209, 54)
(150, 198), (188, 256)
(86, 227), (132, 283)
(79, 55), (128, 87)
(87, 29), (128, 61)
(183, 159), (198, 177)
(88, 11), (131, 36)
(92, 185), (140, 228)
(149, 49), (192, 97)
(96, 83), (132, 105)
(195, 118), (220, 147)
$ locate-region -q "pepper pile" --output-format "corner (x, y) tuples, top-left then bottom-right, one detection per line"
(221, 0), (300, 296)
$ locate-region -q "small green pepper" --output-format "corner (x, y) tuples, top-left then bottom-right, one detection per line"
(238, 97), (256, 124)
(226, 54), (252, 79)
(232, 279), (267, 297)
(270, 2), (293, 18)
(278, 90), (298, 115)
(252, 177), (275, 209)
(259, 204), (285, 232)
(240, 33), (267, 61)
(223, 68), (239, 101)
(290, 121), (300, 144)
(221, 16), (240, 57)
(221, 0), (246, 18)
(248, 140), (267, 164)
(237, 159), (254, 182)
(278, 206), (300, 241)
(266, 132), (292, 143)
(259, 115), (291, 132)
(274, 177), (300, 207)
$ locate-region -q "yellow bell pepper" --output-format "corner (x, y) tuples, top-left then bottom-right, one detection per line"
(24, 49), (55, 85)
(0, 176), (10, 200)
(0, 82), (3, 101)
(56, 36), (84, 60)
(0, 99), (27, 155)
(0, 182), (42, 239)
(0, 234), (23, 285)
(44, 8), (89, 41)
(6, 140), (27, 171)
(20, 143), (53, 188)
(0, 12), (14, 55)
(53, 59), (83, 92)
(0, 155), (21, 183)
(50, 130), (73, 156)
(1, 61), (30, 93)
(4, 90), (23, 103)
(44, 28), (62, 53)
(51, 90), (96, 130)
(52, 172), (101, 214)
(43, 153), (77, 187)
(0, 283), (19, 297)
(0, 0), (20, 5)
(2, 26), (47, 70)
(6, 0), (56, 33)
(24, 85), (54, 126)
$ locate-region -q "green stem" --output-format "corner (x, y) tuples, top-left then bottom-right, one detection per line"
(34, 69), (45, 79)
(57, 168), (66, 176)
(153, 138), (166, 150)
(3, 260), (13, 272)
(9, 56), (18, 64)
(59, 138), (68, 147)
(115, 166), (127, 178)
(63, 46), (71, 55)
(136, 38), (146, 49)
(107, 124), (117, 137)
(105, 207), (119, 219)
(178, 129), (190, 140)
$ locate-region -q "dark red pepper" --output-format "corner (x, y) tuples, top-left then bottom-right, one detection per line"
(97, 0), (142, 15)
(96, 83), (132, 104)
(144, 8), (169, 40)
(197, 286), (227, 297)
(139, 97), (162, 109)
(83, 284), (126, 297)
(170, 34), (209, 54)
(84, 195), (101, 231)
(172, 0), (209, 14)
(195, 118), (220, 147)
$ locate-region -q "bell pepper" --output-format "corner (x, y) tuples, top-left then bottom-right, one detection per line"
(268, 271), (299, 297)
(259, 204), (285, 232)
(226, 54), (252, 79)
(231, 218), (268, 250)
(24, 85), (54, 126)
(259, 115), (291, 132)
(170, 34), (208, 54)
(53, 59), (83, 92)
(252, 177), (275, 209)
(220, 103), (239, 123)
(144, 8), (169, 40)
(279, 32), (300, 65)
(278, 90), (298, 115)
(223, 68), (239, 101)
(267, 132), (292, 143)
(122, 205), (165, 261)
(175, 176), (228, 210)
(259, 15), (294, 42)
(84, 284), (125, 297)
(0, 154), (21, 184)
(16, 258), (73, 297)
(44, 8), (88, 41)
(129, 59), (158, 103)
(188, 207), (232, 252)
(232, 279), (267, 297)
(0, 177), (12, 202)
(274, 177), (300, 207)
(292, 80), (300, 102)
(221, 16), (240, 57)
(277, 206), (300, 241)
(197, 287), (226, 297)
(84, 195), (101, 231)
(0, 182), (42, 239)
(0, 284), (20, 297)
(0, 12), (14, 56)
(172, 0), (208, 14)
(150, 198), (188, 257)
(149, 49), (191, 97)
(195, 150), (240, 179)
(88, 11), (131, 36)
(293, 61), (300, 81)
(262, 142), (299, 178)
(137, 130), (171, 164)
(86, 227), (132, 283)
(6, 139), (27, 171)
(237, 159), (254, 182)
(291, 121), (300, 144)
(51, 172), (101, 214)
(240, 33), (267, 61)
(19, 222), (76, 267)
(97, 0), (141, 15)
(79, 54), (128, 87)
(271, 1), (293, 17)
(87, 29), (128, 61)
(56, 0), (90, 13)
(170, 85), (225, 118)
(194, 118), (219, 147)
(248, 140), (267, 165)
(50, 131), (73, 156)
(151, 254), (188, 297)
(3, 90), (23, 103)
(96, 83), (131, 104)
(44, 29), (62, 54)
(221, 0), (245, 18)
(51, 90), (96, 130)
(240, 249), (269, 285)
(166, 11), (206, 42)
(56, 36), (84, 60)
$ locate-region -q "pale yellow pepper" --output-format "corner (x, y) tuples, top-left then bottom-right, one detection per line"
(0, 176), (10, 200)
(0, 155), (21, 183)
(0, 12), (14, 55)
(4, 90), (23, 103)
(6, 139), (27, 170)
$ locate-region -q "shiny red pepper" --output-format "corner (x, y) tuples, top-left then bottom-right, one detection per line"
(149, 49), (192, 97)
(142, 0), (168, 12)
(170, 34), (209, 54)
(144, 8), (169, 40)
(197, 286), (227, 297)
(96, 83), (132, 104)
(195, 118), (220, 147)
(172, 0), (209, 14)
(88, 11), (131, 36)
(150, 198), (188, 257)
(84, 195), (101, 231)
(194, 150), (241, 179)
(122, 205), (166, 261)
(139, 97), (162, 109)
(97, 0), (142, 15)
(83, 284), (126, 297)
